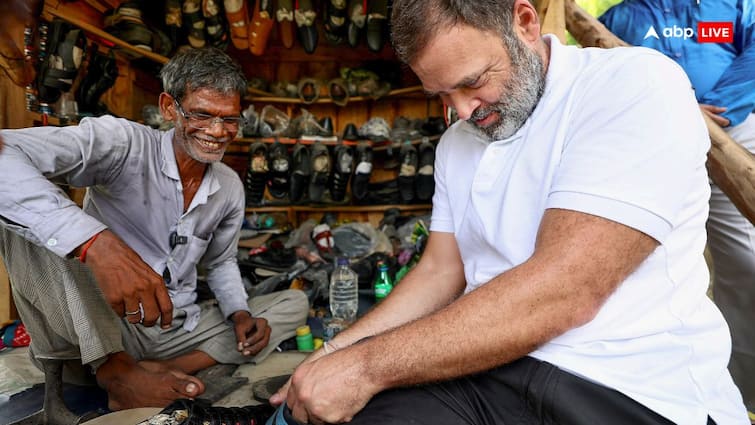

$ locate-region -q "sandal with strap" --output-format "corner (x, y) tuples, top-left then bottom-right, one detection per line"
(223, 0), (249, 50)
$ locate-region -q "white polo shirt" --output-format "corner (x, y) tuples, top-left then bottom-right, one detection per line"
(430, 35), (748, 424)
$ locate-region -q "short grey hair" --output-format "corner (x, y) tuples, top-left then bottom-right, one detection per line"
(159, 47), (247, 102)
(390, 0), (523, 65)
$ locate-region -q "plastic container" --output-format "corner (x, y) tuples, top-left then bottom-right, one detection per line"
(329, 257), (359, 325)
(374, 261), (394, 302)
(295, 325), (314, 352)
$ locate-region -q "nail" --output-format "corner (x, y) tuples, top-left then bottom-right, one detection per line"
(186, 383), (197, 394)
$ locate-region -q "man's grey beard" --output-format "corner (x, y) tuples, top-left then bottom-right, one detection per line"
(469, 39), (546, 141)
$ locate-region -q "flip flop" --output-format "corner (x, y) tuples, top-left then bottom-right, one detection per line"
(224, 0), (249, 50)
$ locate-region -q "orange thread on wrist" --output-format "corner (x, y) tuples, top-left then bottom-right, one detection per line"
(78, 232), (100, 263)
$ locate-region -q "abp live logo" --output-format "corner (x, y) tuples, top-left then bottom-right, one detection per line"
(644, 22), (733, 43)
(698, 22), (733, 43)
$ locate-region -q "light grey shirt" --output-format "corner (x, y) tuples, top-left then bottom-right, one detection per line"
(0, 115), (249, 330)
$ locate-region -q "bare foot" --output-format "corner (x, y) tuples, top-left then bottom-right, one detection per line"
(96, 352), (206, 411)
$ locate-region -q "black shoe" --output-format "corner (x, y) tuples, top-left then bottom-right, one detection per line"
(267, 142), (291, 200)
(245, 142), (269, 206)
(295, 0), (318, 53)
(140, 398), (275, 425)
(350, 141), (372, 202)
(347, 0), (366, 47)
(415, 138), (435, 201)
(323, 0), (348, 44)
(342, 123), (360, 141)
(76, 44), (118, 114)
(289, 143), (312, 203)
(398, 142), (418, 203)
(330, 144), (353, 202)
(366, 0), (388, 52)
(309, 141), (332, 203)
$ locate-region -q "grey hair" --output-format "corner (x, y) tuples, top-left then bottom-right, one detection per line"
(391, 0), (524, 65)
(159, 47), (247, 101)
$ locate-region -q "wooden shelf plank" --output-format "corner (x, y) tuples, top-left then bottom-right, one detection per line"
(244, 85), (427, 105)
(46, 8), (169, 65)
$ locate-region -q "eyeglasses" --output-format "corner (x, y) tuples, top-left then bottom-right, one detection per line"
(173, 100), (244, 132)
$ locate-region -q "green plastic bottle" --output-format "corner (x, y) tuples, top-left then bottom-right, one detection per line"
(373, 261), (394, 303)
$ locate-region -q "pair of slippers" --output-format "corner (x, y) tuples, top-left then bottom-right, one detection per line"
(398, 139), (436, 203)
(224, 0), (275, 55)
(180, 0), (229, 50)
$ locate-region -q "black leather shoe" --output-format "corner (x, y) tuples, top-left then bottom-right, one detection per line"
(342, 123), (360, 141)
(415, 138), (435, 201)
(295, 0), (318, 53)
(351, 141), (373, 202)
(366, 0), (388, 52)
(245, 142), (269, 206)
(290, 143), (311, 203)
(330, 144), (353, 202)
(398, 142), (418, 203)
(347, 0), (366, 47)
(319, 116), (334, 137)
(324, 0), (348, 44)
(309, 141), (332, 202)
(267, 142), (291, 199)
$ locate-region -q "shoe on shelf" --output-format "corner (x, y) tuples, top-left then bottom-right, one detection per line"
(290, 142), (312, 203)
(324, 0), (348, 44)
(415, 138), (435, 201)
(242, 104), (260, 137)
(223, 0), (249, 49)
(276, 0), (296, 48)
(342, 122), (360, 141)
(37, 20), (87, 104)
(267, 141), (291, 200)
(330, 144), (353, 202)
(358, 117), (391, 142)
(182, 0), (207, 48)
(398, 142), (418, 203)
(350, 141), (373, 202)
(203, 0), (229, 49)
(249, 0), (274, 55)
(309, 141), (332, 203)
(76, 44), (118, 115)
(295, 0), (318, 53)
(327, 78), (350, 106)
(366, 0), (388, 52)
(297, 78), (321, 104)
(347, 0), (366, 47)
(245, 142), (269, 206)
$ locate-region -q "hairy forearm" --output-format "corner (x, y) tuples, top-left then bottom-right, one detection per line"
(332, 245), (465, 348)
(353, 210), (657, 391)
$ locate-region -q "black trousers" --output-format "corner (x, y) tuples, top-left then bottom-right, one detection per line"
(346, 356), (679, 425)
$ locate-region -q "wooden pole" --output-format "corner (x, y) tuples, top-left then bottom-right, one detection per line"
(562, 0), (755, 225)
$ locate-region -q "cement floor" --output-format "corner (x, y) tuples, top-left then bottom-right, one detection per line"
(0, 346), (306, 424)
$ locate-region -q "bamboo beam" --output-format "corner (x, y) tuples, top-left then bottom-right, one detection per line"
(540, 0), (567, 44)
(563, 0), (755, 225)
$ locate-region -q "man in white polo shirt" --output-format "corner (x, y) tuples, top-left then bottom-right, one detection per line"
(269, 1), (749, 424)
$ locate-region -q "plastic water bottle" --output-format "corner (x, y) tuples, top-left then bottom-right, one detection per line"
(329, 257), (359, 325)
